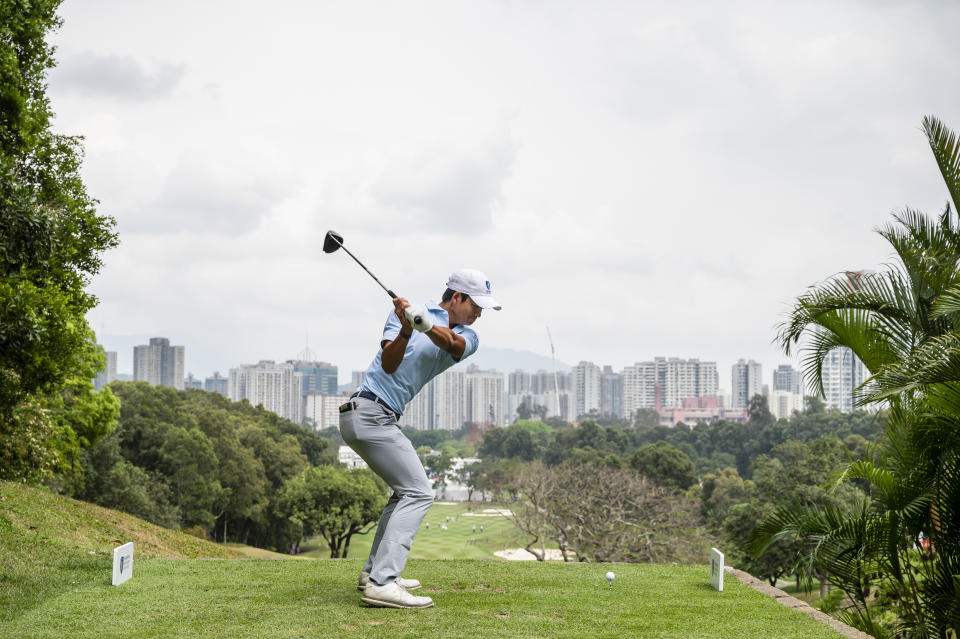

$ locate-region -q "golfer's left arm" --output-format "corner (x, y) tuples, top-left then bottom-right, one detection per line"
(380, 298), (415, 374)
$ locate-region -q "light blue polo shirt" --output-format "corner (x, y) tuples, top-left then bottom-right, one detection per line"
(360, 301), (479, 416)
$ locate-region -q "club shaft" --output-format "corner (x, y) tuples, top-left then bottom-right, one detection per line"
(337, 243), (396, 298)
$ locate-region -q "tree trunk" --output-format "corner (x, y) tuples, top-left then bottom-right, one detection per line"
(818, 570), (829, 598)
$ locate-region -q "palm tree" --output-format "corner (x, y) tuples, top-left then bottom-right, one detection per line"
(751, 116), (960, 638)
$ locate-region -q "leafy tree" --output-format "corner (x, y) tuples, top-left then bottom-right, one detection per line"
(402, 427), (450, 450)
(279, 466), (387, 558)
(478, 423), (538, 461)
(563, 447), (625, 469)
(158, 426), (221, 529)
(699, 466), (753, 522)
(747, 394), (774, 428)
(725, 501), (795, 587)
(468, 458), (521, 501)
(422, 449), (454, 490)
(630, 441), (697, 490)
(632, 408), (661, 428)
(0, 0), (119, 483)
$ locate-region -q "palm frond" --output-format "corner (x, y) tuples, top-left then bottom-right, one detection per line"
(862, 335), (960, 401)
(931, 283), (960, 319)
(923, 115), (960, 216)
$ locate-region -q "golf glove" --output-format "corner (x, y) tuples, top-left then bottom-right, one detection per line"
(404, 305), (433, 332)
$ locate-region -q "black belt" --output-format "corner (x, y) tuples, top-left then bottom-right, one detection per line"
(347, 390), (401, 419)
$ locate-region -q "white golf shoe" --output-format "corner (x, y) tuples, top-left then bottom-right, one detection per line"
(361, 581), (435, 609)
(357, 571), (421, 591)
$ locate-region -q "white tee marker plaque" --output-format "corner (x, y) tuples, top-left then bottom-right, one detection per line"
(112, 542), (134, 586)
(710, 547), (724, 592)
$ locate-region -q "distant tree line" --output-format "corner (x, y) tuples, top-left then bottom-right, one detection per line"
(77, 382), (384, 555)
(460, 396), (877, 583)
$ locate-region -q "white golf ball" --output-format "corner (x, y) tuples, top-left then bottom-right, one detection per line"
(606, 571), (615, 582)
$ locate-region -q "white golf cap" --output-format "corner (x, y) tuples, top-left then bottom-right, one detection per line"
(447, 268), (502, 310)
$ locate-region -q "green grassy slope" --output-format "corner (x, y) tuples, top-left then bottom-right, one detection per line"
(2, 558), (846, 639)
(0, 480), (243, 621)
(1, 483), (847, 638)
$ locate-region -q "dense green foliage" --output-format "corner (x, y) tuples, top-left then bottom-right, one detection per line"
(0, 0), (120, 485)
(278, 465), (386, 558)
(463, 402), (876, 580)
(752, 116), (960, 638)
(78, 382), (345, 552)
(473, 403), (879, 479)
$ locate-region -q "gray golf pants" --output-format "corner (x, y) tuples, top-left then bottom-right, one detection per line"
(339, 397), (433, 586)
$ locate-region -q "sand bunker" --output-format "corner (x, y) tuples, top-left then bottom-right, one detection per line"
(494, 548), (569, 561)
(461, 509), (512, 517)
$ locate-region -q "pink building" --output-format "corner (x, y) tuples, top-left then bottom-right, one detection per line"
(657, 396), (747, 426)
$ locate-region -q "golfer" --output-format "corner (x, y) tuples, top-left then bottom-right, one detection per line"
(339, 268), (501, 609)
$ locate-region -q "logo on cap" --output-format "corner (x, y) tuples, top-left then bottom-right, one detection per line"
(485, 281), (491, 293)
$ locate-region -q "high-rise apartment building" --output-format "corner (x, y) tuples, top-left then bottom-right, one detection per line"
(133, 337), (185, 390)
(731, 359), (763, 409)
(573, 361), (602, 418)
(434, 369), (468, 430)
(466, 368), (505, 427)
(507, 389), (573, 422)
(184, 373), (203, 390)
(304, 392), (350, 430)
(93, 348), (117, 390)
(622, 358), (719, 416)
(204, 371), (228, 396)
(290, 360), (338, 394)
(228, 360), (303, 423)
(773, 364), (803, 395)
(508, 369), (572, 420)
(351, 371), (365, 393)
(768, 390), (804, 419)
(821, 347), (866, 412)
(600, 365), (623, 417)
(622, 361), (657, 417)
(398, 368), (471, 431)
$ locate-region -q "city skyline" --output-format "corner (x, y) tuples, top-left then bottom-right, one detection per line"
(46, 2), (958, 397)
(112, 335), (878, 427)
(98, 329), (808, 394)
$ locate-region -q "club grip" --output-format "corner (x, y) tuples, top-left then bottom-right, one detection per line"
(386, 289), (397, 298)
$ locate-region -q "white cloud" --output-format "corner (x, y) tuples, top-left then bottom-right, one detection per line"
(51, 52), (183, 101)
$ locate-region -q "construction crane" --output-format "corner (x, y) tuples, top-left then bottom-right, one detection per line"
(546, 325), (560, 417)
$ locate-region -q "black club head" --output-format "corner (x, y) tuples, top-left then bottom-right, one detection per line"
(323, 230), (344, 254)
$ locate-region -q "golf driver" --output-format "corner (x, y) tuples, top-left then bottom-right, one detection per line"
(323, 230), (425, 326)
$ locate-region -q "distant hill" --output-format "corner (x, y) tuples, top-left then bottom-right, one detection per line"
(454, 346), (571, 374)
(0, 480), (243, 560)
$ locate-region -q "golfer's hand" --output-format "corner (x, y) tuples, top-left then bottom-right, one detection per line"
(404, 304), (434, 332)
(393, 297), (413, 333)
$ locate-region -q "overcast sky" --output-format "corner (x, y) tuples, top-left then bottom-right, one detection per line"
(48, 0), (960, 388)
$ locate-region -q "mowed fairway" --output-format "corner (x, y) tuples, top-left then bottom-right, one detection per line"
(300, 502), (533, 560)
(1, 558), (846, 639)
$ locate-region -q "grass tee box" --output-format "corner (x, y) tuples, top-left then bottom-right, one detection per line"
(2, 559), (846, 639)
